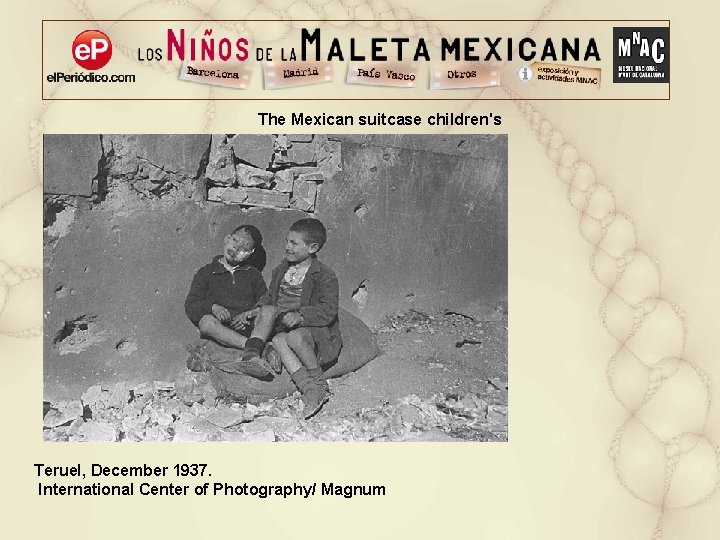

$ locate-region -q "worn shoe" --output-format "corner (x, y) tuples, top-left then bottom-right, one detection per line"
(302, 384), (330, 419)
(237, 358), (273, 378)
(263, 343), (282, 374)
(237, 351), (274, 379)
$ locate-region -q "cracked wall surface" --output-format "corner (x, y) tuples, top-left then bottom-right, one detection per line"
(43, 134), (507, 400)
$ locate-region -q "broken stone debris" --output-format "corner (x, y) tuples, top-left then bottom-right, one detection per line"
(273, 169), (295, 193)
(296, 172), (325, 183)
(97, 135), (207, 202)
(407, 428), (464, 442)
(374, 309), (437, 334)
(205, 405), (247, 428)
(130, 160), (179, 198)
(235, 163), (274, 188)
(445, 301), (508, 322)
(175, 371), (218, 406)
(221, 429), (275, 442)
(290, 179), (317, 212)
(43, 400), (83, 428)
(243, 416), (298, 434)
(81, 385), (103, 407)
(486, 379), (508, 404)
(486, 404), (508, 425)
(286, 141), (315, 164)
(153, 381), (175, 392)
(203, 134), (334, 213)
(43, 135), (341, 224)
(395, 403), (423, 426)
(373, 308), (501, 352)
(43, 369), (507, 442)
(77, 421), (117, 442)
(273, 135), (289, 158)
(443, 308), (477, 321)
(231, 135), (275, 169)
(205, 135), (236, 186)
(488, 378), (508, 391)
(107, 382), (130, 409)
(173, 424), (209, 442)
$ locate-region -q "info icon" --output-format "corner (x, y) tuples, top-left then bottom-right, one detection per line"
(517, 65), (533, 83)
(72, 30), (113, 70)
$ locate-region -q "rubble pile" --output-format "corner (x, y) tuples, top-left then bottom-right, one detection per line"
(43, 305), (508, 443)
(43, 373), (508, 443)
(374, 308), (498, 349)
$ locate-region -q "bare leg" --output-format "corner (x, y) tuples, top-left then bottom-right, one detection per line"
(285, 328), (319, 369)
(280, 329), (329, 419)
(198, 315), (246, 349)
(271, 332), (303, 374)
(250, 305), (278, 342)
(241, 305), (278, 366)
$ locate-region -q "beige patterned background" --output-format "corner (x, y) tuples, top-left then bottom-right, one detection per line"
(1, 1), (719, 539)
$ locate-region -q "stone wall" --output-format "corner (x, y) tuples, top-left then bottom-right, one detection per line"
(43, 134), (507, 400)
(44, 133), (340, 213)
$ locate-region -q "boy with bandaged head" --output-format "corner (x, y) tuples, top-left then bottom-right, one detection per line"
(185, 225), (275, 378)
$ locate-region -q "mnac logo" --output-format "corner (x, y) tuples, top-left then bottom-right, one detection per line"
(613, 27), (669, 83)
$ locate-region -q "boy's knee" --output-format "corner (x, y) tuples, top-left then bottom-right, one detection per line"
(271, 332), (287, 347)
(198, 314), (219, 334)
(286, 328), (312, 349)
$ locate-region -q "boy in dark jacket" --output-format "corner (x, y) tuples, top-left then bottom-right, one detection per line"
(184, 225), (275, 378)
(240, 218), (342, 418)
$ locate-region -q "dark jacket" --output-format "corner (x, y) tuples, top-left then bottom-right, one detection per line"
(258, 257), (342, 365)
(185, 256), (268, 326)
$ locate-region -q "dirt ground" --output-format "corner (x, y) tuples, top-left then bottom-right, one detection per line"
(43, 308), (508, 442)
(326, 310), (507, 414)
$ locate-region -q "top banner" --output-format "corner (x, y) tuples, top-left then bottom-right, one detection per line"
(42, 19), (669, 100)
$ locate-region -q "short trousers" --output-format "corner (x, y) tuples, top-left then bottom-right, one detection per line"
(199, 317), (253, 340)
(272, 323), (334, 366)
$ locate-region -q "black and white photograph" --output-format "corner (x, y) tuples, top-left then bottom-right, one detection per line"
(43, 133), (508, 442)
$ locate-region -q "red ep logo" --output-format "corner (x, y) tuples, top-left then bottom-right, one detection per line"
(72, 30), (112, 70)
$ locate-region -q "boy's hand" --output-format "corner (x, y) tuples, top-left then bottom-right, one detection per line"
(211, 304), (231, 323)
(281, 311), (303, 329)
(230, 309), (256, 331)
